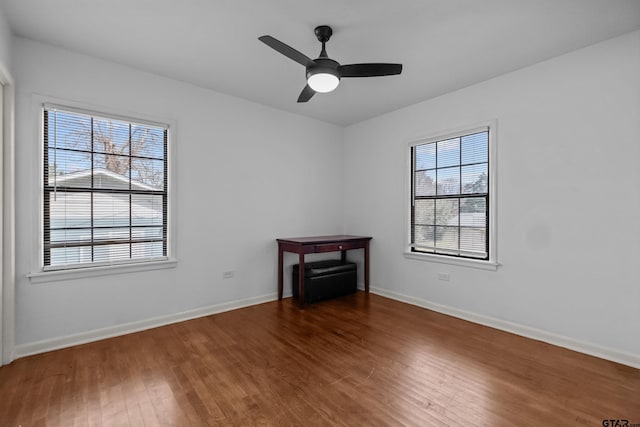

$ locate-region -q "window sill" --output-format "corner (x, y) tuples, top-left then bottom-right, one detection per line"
(28, 258), (178, 284)
(403, 251), (499, 271)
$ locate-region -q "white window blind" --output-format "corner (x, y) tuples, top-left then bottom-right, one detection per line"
(411, 128), (489, 259)
(43, 105), (169, 270)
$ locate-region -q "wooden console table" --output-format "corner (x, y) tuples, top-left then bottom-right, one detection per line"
(276, 235), (372, 305)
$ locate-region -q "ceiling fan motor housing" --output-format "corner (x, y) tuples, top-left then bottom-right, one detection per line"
(306, 57), (340, 80)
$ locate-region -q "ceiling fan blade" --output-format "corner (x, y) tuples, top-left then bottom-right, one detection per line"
(297, 84), (316, 103)
(338, 63), (403, 77)
(258, 35), (315, 67)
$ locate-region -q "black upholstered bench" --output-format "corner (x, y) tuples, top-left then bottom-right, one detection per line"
(292, 259), (357, 303)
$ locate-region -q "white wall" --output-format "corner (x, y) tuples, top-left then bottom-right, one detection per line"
(0, 3), (13, 365)
(13, 37), (344, 349)
(0, 5), (10, 68)
(343, 31), (640, 364)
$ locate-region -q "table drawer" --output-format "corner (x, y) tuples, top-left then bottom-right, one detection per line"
(314, 241), (363, 253)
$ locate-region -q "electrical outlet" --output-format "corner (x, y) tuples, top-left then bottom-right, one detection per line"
(437, 272), (450, 282)
(222, 271), (234, 279)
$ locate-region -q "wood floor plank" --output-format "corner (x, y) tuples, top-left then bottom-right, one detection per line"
(1, 292), (638, 426)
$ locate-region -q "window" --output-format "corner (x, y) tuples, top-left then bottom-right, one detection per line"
(409, 124), (496, 266)
(42, 104), (169, 270)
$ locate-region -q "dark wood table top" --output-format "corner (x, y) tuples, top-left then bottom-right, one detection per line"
(276, 235), (372, 245)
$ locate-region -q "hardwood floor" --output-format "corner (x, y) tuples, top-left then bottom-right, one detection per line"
(1, 292), (638, 426)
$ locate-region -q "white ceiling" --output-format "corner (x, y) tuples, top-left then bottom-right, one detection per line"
(2, 0), (640, 126)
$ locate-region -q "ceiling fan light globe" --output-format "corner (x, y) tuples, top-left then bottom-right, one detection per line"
(307, 72), (340, 93)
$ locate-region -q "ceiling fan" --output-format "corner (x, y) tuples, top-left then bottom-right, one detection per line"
(259, 25), (403, 103)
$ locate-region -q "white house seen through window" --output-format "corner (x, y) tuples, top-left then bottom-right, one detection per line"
(43, 105), (168, 269)
(410, 128), (490, 260)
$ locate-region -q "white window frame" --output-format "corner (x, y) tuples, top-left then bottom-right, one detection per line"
(404, 120), (498, 271)
(28, 96), (177, 283)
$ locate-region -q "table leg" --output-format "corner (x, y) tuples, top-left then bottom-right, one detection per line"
(341, 250), (346, 263)
(364, 241), (370, 293)
(298, 252), (305, 305)
(278, 245), (284, 300)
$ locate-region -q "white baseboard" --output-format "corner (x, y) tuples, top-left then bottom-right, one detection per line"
(370, 286), (640, 369)
(14, 292), (278, 359)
